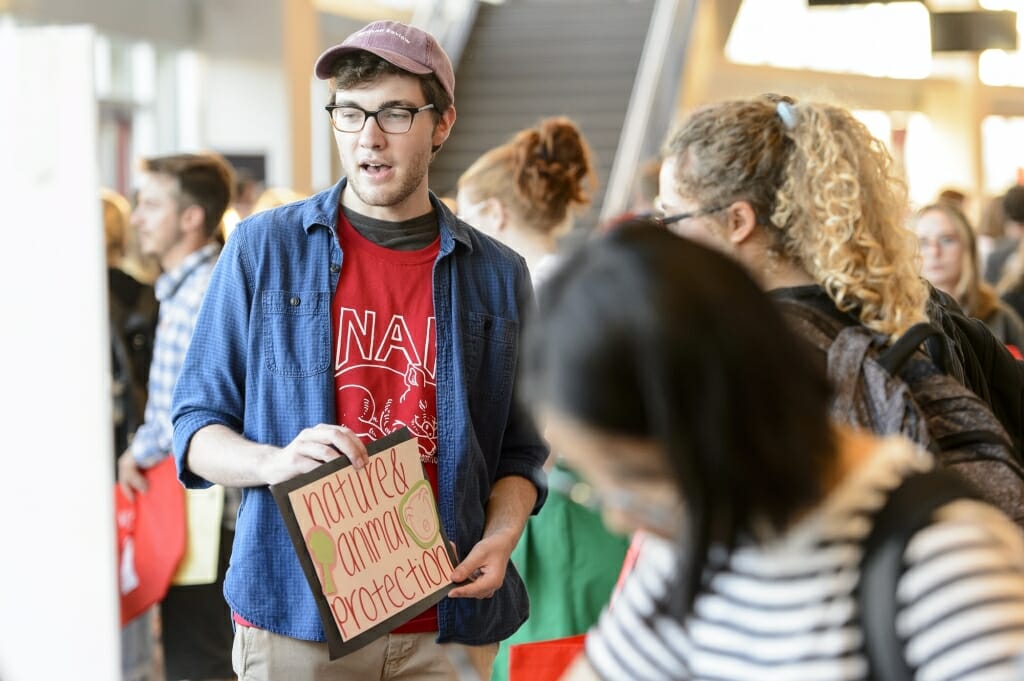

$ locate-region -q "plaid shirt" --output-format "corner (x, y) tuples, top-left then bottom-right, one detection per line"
(131, 243), (220, 468)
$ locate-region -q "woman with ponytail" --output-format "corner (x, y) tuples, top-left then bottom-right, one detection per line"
(656, 94), (1024, 455)
(658, 94), (929, 338)
(457, 116), (596, 287)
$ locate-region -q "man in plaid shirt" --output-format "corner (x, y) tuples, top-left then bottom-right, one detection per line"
(117, 152), (236, 681)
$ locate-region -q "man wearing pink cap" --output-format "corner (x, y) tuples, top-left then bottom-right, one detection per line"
(171, 20), (548, 680)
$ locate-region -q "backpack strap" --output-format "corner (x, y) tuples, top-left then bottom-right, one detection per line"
(877, 323), (943, 375)
(827, 326), (876, 417)
(857, 469), (980, 681)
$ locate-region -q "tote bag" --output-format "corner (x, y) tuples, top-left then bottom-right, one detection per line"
(115, 456), (186, 625)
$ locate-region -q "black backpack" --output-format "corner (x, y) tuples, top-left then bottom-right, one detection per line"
(777, 296), (1024, 529)
(857, 468), (983, 681)
(925, 285), (1024, 457)
(108, 268), (158, 465)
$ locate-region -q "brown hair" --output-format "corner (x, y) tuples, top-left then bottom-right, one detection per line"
(996, 187), (1024, 294)
(140, 152), (234, 239)
(101, 187), (130, 262)
(252, 186), (308, 215)
(663, 96), (928, 339)
(978, 194), (1008, 240)
(915, 202), (999, 319)
(458, 116), (596, 235)
(327, 52), (451, 117)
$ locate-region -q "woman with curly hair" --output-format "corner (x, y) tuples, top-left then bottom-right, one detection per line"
(914, 201), (1024, 356)
(657, 94), (929, 339)
(656, 93), (1024, 464)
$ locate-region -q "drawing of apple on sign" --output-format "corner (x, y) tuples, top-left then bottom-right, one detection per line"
(399, 480), (440, 549)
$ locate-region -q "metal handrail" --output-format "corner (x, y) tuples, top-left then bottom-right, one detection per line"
(411, 0), (480, 70)
(600, 0), (698, 223)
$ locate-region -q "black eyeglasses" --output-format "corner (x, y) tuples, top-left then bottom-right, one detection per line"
(325, 104), (435, 134)
(655, 204), (729, 228)
(548, 465), (680, 535)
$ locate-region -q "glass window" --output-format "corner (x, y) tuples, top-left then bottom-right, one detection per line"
(725, 0), (932, 79)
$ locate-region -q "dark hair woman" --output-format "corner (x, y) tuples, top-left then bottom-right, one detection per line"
(523, 221), (1024, 681)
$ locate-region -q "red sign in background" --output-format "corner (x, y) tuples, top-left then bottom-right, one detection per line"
(115, 456), (186, 626)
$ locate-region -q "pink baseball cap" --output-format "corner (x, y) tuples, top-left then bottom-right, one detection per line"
(314, 20), (455, 104)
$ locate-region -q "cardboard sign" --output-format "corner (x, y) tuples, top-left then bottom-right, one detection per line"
(271, 428), (456, 659)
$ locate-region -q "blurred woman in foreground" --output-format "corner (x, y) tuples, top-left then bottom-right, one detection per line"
(523, 222), (1024, 681)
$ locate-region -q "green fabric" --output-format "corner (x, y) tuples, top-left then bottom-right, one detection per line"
(492, 474), (631, 681)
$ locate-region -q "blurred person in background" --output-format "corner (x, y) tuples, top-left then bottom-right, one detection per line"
(456, 116), (595, 288)
(222, 167), (263, 239)
(251, 185), (307, 215)
(457, 116), (629, 681)
(104, 187), (159, 472)
(117, 152), (237, 681)
(524, 222), (1024, 681)
(978, 193), (1009, 278)
(628, 157), (662, 216)
(233, 168), (262, 221)
(986, 185), (1024, 285)
(995, 186), (1024, 321)
(914, 201), (1024, 356)
(118, 190), (161, 288)
(936, 186), (968, 213)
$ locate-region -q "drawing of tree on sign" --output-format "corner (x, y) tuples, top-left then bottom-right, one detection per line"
(307, 526), (337, 595)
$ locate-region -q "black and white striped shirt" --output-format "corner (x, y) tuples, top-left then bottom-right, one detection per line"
(586, 436), (1024, 681)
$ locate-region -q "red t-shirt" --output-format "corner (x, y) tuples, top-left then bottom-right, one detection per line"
(333, 213), (441, 633)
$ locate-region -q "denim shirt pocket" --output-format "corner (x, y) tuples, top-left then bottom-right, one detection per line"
(262, 290), (331, 377)
(463, 311), (517, 405)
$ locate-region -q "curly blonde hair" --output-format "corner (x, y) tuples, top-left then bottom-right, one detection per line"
(663, 96), (928, 339)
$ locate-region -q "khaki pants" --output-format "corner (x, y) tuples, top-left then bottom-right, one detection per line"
(232, 626), (498, 681)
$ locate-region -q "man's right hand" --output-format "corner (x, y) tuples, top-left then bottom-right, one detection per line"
(259, 423), (369, 486)
(117, 449), (148, 501)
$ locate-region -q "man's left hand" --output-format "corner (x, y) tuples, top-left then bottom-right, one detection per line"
(447, 533), (516, 599)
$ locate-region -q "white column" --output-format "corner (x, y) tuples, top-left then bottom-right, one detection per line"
(0, 23), (119, 681)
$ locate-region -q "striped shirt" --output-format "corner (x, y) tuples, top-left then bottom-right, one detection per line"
(586, 436), (1024, 681)
(130, 243), (219, 468)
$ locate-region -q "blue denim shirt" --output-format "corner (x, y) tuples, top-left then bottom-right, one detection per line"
(171, 179), (548, 644)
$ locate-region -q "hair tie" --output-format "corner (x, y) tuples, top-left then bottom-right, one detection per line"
(776, 101), (798, 130)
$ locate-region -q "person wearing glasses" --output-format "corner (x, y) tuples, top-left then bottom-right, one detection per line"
(170, 20), (548, 681)
(654, 94), (929, 339)
(654, 94), (1024, 450)
(525, 222), (1024, 681)
(913, 201), (1024, 357)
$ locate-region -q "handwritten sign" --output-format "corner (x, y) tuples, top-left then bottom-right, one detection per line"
(271, 428), (456, 659)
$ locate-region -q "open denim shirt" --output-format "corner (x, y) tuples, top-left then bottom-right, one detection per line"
(172, 178), (548, 644)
